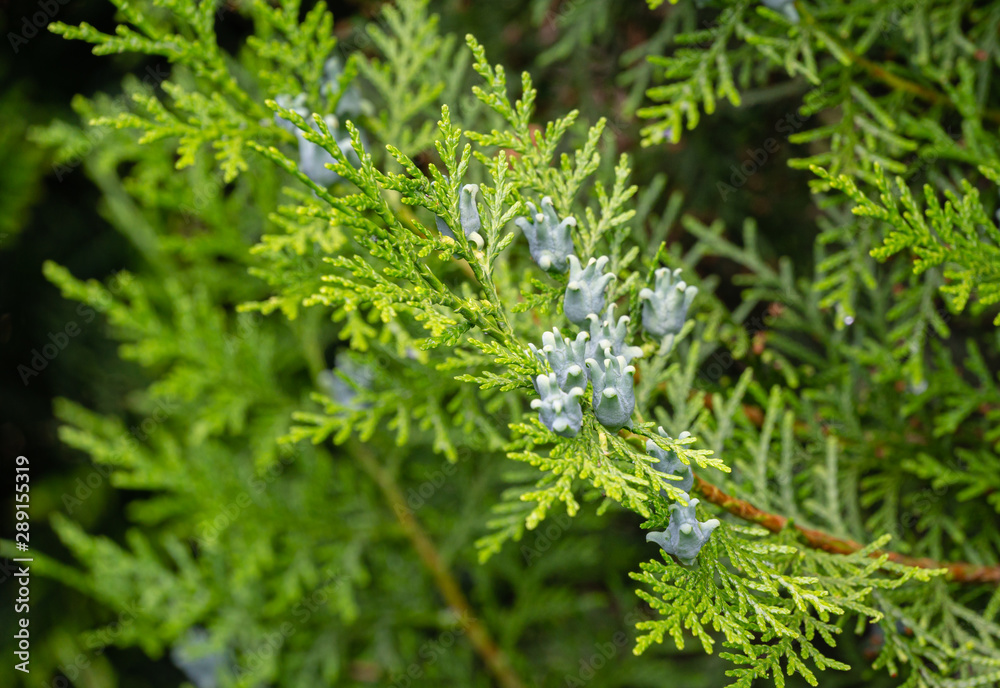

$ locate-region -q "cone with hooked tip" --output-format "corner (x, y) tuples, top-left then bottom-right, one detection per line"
(646, 427), (694, 494)
(761, 0), (799, 23)
(459, 184), (485, 250)
(273, 93), (358, 186)
(530, 373), (584, 437)
(584, 304), (644, 364)
(515, 196), (577, 273)
(639, 267), (698, 350)
(564, 255), (615, 326)
(646, 496), (720, 566)
(584, 348), (636, 431)
(528, 327), (589, 392)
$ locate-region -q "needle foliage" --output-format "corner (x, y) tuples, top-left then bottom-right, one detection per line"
(11, 1), (1000, 687)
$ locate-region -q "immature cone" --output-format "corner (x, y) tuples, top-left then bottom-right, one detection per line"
(528, 327), (589, 392)
(274, 94), (309, 136)
(457, 184), (485, 249)
(584, 348), (636, 431)
(639, 267), (698, 350)
(584, 304), (644, 364)
(297, 117), (347, 186)
(564, 255), (615, 326)
(273, 94), (356, 186)
(515, 196), (577, 273)
(530, 373), (584, 438)
(171, 628), (228, 688)
(435, 215), (456, 240)
(317, 352), (374, 412)
(646, 428), (693, 494)
(646, 496), (720, 566)
(761, 0), (799, 23)
(321, 57), (364, 119)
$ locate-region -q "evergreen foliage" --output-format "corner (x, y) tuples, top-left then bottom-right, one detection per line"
(9, 0), (1000, 686)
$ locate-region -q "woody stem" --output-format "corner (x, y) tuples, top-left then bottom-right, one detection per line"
(347, 441), (526, 688)
(617, 428), (1000, 585)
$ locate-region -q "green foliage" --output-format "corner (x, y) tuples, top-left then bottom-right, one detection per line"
(14, 0), (1000, 687)
(633, 528), (937, 685)
(819, 165), (1000, 324)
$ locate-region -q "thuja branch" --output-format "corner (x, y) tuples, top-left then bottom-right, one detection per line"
(691, 474), (1000, 585)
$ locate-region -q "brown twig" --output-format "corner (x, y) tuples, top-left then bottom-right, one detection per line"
(348, 441), (525, 688)
(646, 360), (1000, 584)
(692, 474), (1000, 585)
